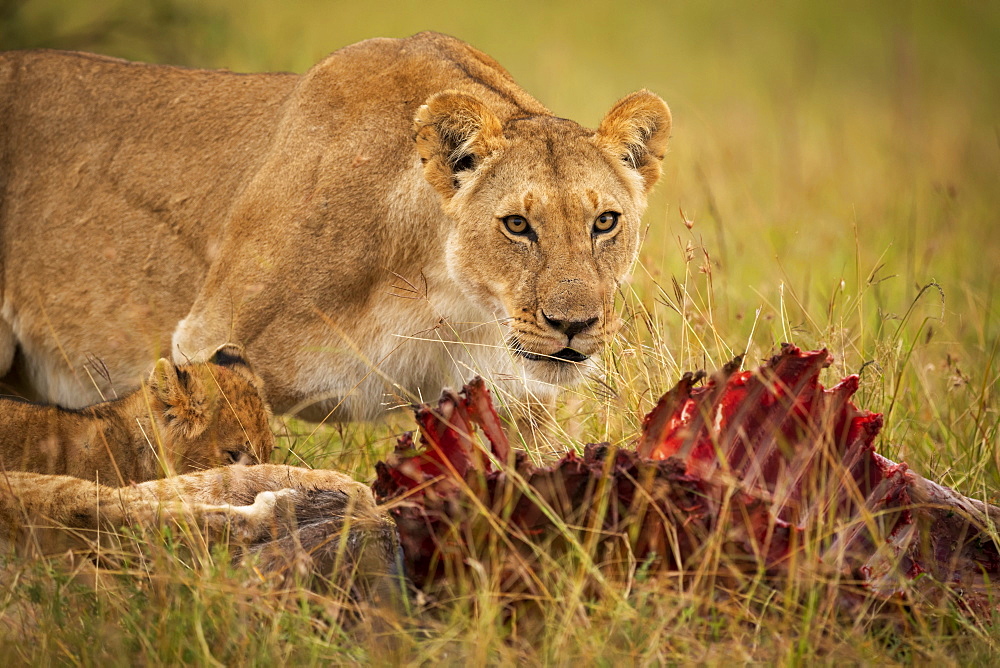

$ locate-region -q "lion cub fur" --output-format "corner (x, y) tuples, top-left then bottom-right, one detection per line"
(0, 344), (274, 483)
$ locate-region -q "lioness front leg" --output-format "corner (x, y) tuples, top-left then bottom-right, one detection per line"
(170, 255), (314, 415)
(0, 471), (297, 559)
(172, 310), (234, 366)
(0, 472), (130, 557)
(123, 488), (302, 548)
(0, 318), (15, 380)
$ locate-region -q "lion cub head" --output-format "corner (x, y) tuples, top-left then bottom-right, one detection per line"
(146, 344), (275, 473)
(414, 90), (671, 392)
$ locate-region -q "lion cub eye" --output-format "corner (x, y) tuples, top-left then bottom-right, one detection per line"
(593, 211), (620, 234)
(502, 215), (533, 237)
(224, 445), (255, 465)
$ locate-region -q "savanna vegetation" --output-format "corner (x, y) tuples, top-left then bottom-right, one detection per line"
(2, 1), (998, 663)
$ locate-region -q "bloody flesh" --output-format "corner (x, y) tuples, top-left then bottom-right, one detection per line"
(374, 345), (1000, 611)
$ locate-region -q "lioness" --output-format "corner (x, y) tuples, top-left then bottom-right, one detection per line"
(0, 344), (274, 483)
(0, 32), (671, 424)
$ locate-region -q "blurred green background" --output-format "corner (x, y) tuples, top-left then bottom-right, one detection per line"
(3, 0), (999, 474)
(3, 0), (995, 332)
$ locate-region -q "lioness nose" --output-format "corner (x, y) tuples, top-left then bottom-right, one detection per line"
(543, 313), (598, 340)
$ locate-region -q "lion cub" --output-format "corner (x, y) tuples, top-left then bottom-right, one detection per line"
(0, 344), (274, 483)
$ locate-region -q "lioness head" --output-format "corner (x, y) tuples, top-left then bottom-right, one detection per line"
(146, 344), (275, 473)
(414, 90), (670, 391)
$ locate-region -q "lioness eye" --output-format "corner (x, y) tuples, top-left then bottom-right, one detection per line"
(593, 211), (620, 234)
(502, 215), (532, 236)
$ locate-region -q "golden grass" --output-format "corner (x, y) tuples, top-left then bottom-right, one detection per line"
(2, 0), (999, 663)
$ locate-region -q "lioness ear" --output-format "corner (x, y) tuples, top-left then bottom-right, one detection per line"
(147, 358), (209, 439)
(594, 90), (672, 194)
(414, 91), (506, 199)
(208, 342), (264, 391)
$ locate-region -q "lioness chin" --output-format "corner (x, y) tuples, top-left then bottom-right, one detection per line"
(0, 32), (670, 426)
(0, 344), (274, 483)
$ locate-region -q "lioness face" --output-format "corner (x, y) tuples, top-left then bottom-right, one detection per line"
(415, 90), (671, 388)
(447, 120), (641, 384)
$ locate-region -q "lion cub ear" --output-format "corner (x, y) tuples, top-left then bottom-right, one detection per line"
(148, 358), (209, 439)
(414, 91), (507, 199)
(594, 90), (672, 194)
(208, 343), (248, 368)
(207, 343), (264, 391)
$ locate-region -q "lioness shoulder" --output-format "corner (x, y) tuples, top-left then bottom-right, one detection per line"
(0, 344), (274, 483)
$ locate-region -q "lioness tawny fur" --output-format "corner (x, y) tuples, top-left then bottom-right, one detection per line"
(0, 32), (670, 423)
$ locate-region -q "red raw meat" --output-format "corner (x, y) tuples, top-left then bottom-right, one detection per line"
(374, 345), (1000, 612)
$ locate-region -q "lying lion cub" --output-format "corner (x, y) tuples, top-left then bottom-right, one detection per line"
(0, 464), (401, 605)
(0, 344), (274, 483)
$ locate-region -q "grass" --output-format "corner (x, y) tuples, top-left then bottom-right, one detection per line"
(2, 0), (1000, 664)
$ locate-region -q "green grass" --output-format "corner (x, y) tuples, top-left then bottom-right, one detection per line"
(2, 0), (1000, 663)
